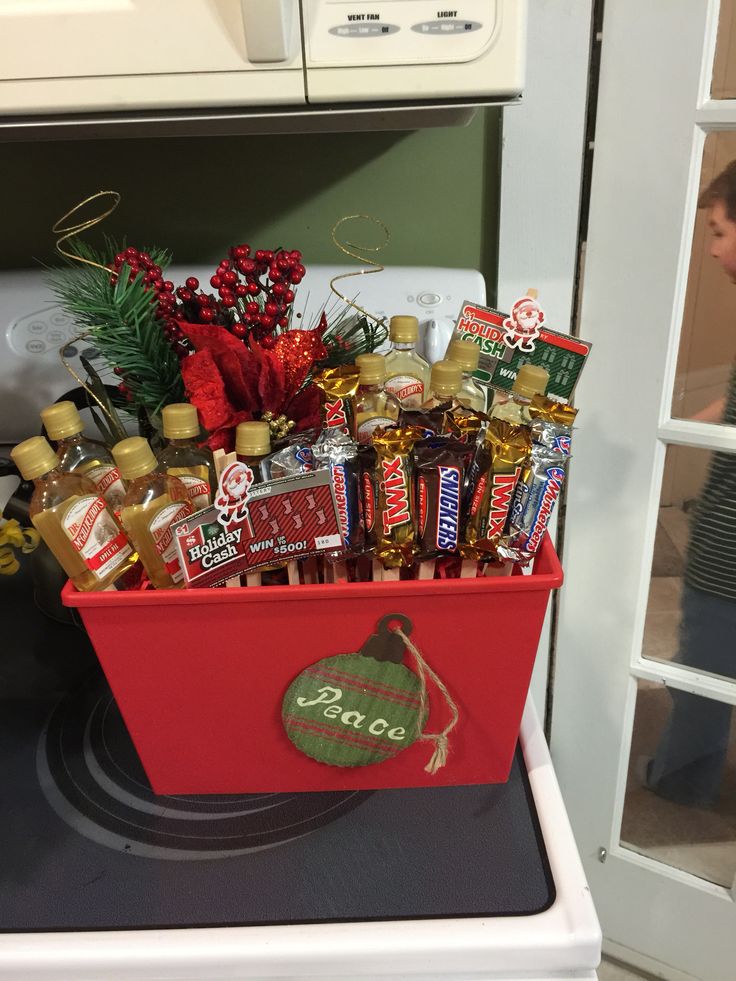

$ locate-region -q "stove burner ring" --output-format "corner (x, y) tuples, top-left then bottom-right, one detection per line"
(38, 683), (369, 860)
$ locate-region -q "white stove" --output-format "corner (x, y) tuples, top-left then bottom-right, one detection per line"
(0, 264), (482, 445)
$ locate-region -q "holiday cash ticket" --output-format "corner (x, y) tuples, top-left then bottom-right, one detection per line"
(171, 468), (343, 588)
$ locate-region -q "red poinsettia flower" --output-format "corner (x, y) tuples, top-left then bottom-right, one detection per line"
(178, 320), (327, 451)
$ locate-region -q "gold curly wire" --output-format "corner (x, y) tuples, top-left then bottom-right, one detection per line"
(51, 191), (123, 430)
(52, 189), (120, 271)
(330, 214), (390, 324)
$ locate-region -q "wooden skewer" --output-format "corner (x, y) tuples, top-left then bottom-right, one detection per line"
(460, 559), (477, 579)
(330, 560), (349, 584)
(213, 449), (246, 588)
(287, 562), (300, 586)
(417, 560), (435, 580)
(381, 567), (400, 582)
(302, 556), (319, 584)
(484, 561), (512, 577)
(371, 559), (384, 583)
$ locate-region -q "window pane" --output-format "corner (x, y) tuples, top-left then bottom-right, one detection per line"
(622, 679), (736, 889)
(644, 445), (736, 682)
(712, 0), (736, 98)
(673, 132), (736, 424)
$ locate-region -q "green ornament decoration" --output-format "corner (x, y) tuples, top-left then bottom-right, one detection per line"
(281, 614), (459, 772)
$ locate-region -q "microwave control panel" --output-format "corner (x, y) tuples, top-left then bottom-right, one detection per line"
(303, 0), (498, 66)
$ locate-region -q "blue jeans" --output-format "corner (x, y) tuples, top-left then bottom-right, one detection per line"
(648, 584), (736, 807)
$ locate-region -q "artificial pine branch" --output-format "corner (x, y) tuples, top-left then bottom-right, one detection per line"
(48, 240), (184, 422)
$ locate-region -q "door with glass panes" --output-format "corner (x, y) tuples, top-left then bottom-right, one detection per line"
(553, 1), (736, 977)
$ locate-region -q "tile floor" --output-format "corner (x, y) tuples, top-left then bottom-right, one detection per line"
(598, 958), (651, 980)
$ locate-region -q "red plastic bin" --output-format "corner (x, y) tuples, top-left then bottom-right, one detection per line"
(61, 535), (562, 795)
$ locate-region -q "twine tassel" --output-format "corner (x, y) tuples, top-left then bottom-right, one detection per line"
(392, 625), (459, 774)
(423, 735), (449, 775)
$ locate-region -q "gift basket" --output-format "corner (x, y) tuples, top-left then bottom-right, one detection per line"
(10, 193), (591, 794)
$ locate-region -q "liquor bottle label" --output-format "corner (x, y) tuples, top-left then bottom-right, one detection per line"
(149, 502), (191, 582)
(356, 416), (397, 444)
(385, 374), (424, 408)
(84, 464), (126, 511)
(170, 471), (211, 511)
(62, 494), (132, 580)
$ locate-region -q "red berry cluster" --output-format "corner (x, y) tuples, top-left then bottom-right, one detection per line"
(110, 246), (189, 358)
(205, 244), (304, 345)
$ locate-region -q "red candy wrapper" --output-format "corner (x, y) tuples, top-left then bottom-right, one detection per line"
(461, 419), (531, 560)
(372, 427), (422, 569)
(313, 366), (360, 436)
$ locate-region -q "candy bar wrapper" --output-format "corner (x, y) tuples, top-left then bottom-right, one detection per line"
(313, 366), (360, 436)
(373, 427), (422, 569)
(461, 419), (531, 560)
(398, 405), (448, 437)
(264, 441), (315, 480)
(444, 406), (488, 444)
(415, 439), (473, 560)
(503, 445), (569, 561)
(313, 429), (364, 558)
(172, 469), (343, 587)
(528, 395), (577, 457)
(358, 445), (378, 553)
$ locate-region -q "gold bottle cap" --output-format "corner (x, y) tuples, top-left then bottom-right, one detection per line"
(112, 436), (158, 480)
(512, 364), (550, 398)
(11, 436), (60, 480)
(41, 401), (84, 440)
(356, 353), (386, 385)
(235, 421), (271, 457)
(389, 315), (419, 343)
(446, 338), (480, 372)
(162, 403), (200, 440)
(429, 359), (463, 397)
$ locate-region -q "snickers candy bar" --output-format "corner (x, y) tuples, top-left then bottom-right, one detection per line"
(415, 440), (470, 560)
(313, 366), (360, 436)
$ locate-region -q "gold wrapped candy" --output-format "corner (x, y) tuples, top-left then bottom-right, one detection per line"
(372, 427), (421, 569)
(461, 419), (531, 559)
(313, 366), (361, 436)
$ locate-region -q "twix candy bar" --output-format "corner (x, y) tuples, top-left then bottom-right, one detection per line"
(312, 366), (360, 436)
(373, 427), (421, 568)
(461, 419), (531, 559)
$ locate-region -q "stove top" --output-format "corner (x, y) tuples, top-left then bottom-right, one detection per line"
(0, 557), (553, 933)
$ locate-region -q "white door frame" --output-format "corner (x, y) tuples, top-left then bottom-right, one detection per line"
(552, 1), (736, 978)
(498, 0), (595, 721)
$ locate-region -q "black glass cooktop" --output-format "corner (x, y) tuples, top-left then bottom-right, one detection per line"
(0, 555), (554, 932)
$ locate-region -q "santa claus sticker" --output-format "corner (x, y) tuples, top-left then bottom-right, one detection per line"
(502, 295), (545, 352)
(214, 461), (255, 531)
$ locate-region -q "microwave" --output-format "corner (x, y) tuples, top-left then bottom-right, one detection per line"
(0, 1), (526, 122)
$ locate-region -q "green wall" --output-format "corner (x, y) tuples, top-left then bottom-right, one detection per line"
(1, 109), (500, 299)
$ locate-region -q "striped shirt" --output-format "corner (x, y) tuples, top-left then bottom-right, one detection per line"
(684, 362), (736, 601)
